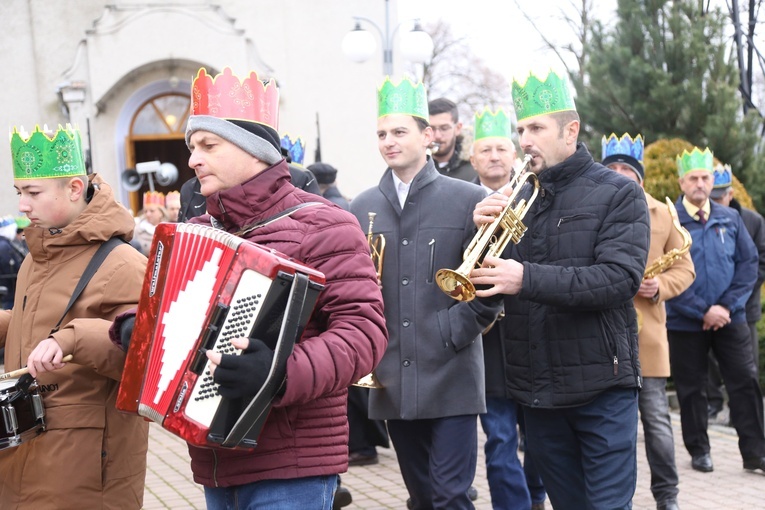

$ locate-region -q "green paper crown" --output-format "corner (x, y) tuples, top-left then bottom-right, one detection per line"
(377, 77), (428, 119)
(10, 124), (86, 180)
(512, 70), (576, 122)
(474, 108), (513, 140)
(676, 147), (714, 177)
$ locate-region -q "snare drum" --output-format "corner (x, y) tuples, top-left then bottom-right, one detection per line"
(0, 377), (45, 450)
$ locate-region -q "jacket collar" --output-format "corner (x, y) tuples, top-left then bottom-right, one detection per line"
(537, 142), (594, 191)
(205, 159), (293, 232)
(379, 157), (439, 213)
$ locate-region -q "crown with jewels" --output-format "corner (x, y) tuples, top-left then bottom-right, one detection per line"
(377, 77), (429, 119)
(474, 108), (513, 141)
(190, 67), (279, 130)
(143, 191), (165, 209)
(602, 133), (644, 165)
(512, 70), (576, 122)
(712, 163), (732, 189)
(676, 147), (714, 177)
(280, 134), (306, 165)
(10, 124), (86, 180)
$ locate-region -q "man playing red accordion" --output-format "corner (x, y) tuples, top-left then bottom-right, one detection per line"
(175, 67), (387, 508)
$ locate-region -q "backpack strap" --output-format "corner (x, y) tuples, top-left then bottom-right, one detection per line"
(49, 237), (126, 335)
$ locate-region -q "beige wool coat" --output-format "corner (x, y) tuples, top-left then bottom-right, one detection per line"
(637, 192), (696, 377)
(0, 175), (149, 509)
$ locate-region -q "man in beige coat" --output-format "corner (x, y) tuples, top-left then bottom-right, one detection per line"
(602, 133), (695, 510)
(0, 125), (149, 509)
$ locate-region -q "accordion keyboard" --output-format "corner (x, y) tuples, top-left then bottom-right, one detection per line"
(185, 269), (271, 426)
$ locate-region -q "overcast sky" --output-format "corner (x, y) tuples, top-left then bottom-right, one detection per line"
(398, 0), (618, 84)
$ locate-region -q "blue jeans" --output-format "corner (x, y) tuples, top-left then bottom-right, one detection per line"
(204, 475), (338, 510)
(479, 397), (531, 509)
(524, 388), (638, 510)
(638, 377), (679, 503)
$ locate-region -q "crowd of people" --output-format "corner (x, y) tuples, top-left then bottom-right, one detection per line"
(1, 64), (765, 510)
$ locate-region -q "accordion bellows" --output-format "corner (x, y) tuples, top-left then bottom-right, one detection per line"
(117, 223), (324, 449)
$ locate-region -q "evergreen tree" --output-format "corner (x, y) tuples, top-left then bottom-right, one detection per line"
(573, 0), (765, 208)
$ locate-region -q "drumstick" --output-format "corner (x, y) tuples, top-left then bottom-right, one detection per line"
(0, 354), (74, 381)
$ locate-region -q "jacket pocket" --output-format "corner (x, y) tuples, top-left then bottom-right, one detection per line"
(426, 238), (436, 283)
(556, 212), (598, 228)
(598, 313), (619, 376)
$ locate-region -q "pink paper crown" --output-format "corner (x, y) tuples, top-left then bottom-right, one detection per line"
(190, 67), (279, 130)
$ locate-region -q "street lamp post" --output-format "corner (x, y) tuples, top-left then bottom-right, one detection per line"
(341, 0), (434, 76)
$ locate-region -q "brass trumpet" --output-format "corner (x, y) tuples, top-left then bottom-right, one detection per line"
(636, 197), (692, 332)
(436, 155), (539, 301)
(353, 212), (385, 389)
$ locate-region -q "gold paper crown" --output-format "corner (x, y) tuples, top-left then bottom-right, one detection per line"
(143, 191), (165, 209)
(165, 190), (181, 206)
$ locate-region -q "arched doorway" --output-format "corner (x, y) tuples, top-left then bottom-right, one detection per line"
(125, 92), (195, 215)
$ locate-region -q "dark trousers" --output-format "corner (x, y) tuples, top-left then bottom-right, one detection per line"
(669, 324), (765, 460)
(708, 321), (760, 413)
(387, 415), (478, 510)
(523, 388), (638, 510)
(347, 386), (388, 456)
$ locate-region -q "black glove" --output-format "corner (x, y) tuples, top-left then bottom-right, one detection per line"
(119, 315), (135, 352)
(213, 338), (274, 399)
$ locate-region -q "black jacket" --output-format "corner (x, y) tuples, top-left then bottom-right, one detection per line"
(731, 198), (765, 322)
(501, 143), (650, 408)
(435, 138), (478, 182)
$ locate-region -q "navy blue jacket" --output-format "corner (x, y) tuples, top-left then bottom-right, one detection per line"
(666, 198), (758, 330)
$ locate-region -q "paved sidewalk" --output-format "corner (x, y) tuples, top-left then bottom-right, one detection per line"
(143, 407), (765, 509)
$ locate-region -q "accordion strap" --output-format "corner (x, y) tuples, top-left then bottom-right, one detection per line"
(50, 237), (125, 335)
(221, 271), (311, 448)
(234, 202), (323, 237)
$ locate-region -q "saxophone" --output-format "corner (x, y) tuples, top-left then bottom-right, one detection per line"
(637, 197), (692, 331)
(353, 213), (385, 389)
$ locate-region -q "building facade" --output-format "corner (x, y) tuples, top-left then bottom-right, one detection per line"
(0, 0), (400, 214)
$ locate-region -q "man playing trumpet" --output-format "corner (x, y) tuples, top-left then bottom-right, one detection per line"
(603, 133), (695, 510)
(469, 71), (650, 508)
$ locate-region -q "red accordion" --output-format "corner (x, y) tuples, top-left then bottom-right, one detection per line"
(117, 223), (324, 449)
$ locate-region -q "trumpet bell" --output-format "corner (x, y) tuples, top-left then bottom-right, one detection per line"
(435, 268), (476, 302)
(353, 372), (383, 389)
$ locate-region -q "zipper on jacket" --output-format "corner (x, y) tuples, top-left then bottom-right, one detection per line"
(613, 355), (619, 376)
(426, 239), (436, 283)
(212, 449), (219, 487)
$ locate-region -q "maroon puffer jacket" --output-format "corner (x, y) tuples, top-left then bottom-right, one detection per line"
(188, 160), (387, 487)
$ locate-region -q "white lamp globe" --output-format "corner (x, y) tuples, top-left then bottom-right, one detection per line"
(342, 26), (377, 63)
(400, 25), (434, 64)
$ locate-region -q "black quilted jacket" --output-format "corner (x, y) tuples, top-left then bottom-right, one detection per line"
(501, 143), (650, 408)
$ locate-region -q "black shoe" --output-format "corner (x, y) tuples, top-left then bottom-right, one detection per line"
(743, 456), (765, 472)
(333, 486), (352, 509)
(707, 402), (723, 419)
(691, 453), (714, 472)
(348, 451), (379, 466)
(657, 499), (679, 510)
(406, 498), (413, 510)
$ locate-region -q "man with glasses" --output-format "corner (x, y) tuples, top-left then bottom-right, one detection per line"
(428, 98), (478, 182)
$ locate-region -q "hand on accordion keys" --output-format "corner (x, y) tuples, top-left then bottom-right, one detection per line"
(206, 337), (276, 399)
